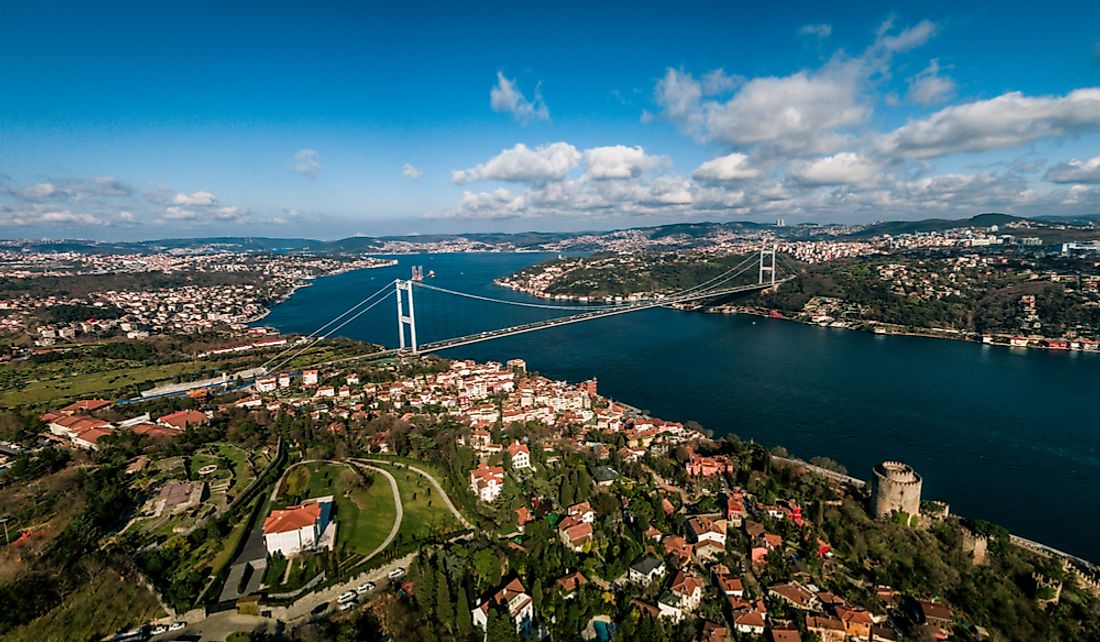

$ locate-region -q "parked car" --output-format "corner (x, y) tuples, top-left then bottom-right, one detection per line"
(356, 582), (376, 594)
(151, 625), (168, 635)
(338, 601), (356, 612)
(337, 590), (357, 603)
(168, 622), (186, 632)
(388, 567), (406, 580)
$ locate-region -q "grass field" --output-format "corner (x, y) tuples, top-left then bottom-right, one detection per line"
(4, 567), (164, 642)
(278, 462), (397, 557)
(377, 463), (462, 541)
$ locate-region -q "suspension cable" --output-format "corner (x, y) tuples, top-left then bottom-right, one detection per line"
(412, 282), (637, 310)
(263, 282), (396, 374)
(673, 253), (761, 296)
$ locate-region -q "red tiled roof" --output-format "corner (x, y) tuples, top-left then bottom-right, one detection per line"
(60, 399), (112, 414)
(263, 502), (322, 535)
(158, 409), (207, 429)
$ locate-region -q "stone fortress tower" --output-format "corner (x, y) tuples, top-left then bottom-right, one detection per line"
(871, 460), (923, 522)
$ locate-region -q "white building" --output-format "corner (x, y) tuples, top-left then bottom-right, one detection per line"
(507, 441), (531, 470)
(262, 496), (336, 557)
(472, 578), (534, 634)
(469, 463), (505, 503)
(302, 369), (319, 386)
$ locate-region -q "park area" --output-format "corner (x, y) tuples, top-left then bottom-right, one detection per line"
(263, 462), (397, 592)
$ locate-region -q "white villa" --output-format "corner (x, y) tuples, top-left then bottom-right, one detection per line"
(262, 495), (336, 557)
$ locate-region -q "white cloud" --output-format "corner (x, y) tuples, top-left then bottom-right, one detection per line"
(36, 210), (106, 225)
(402, 163), (423, 180)
(21, 182), (57, 200)
(692, 152), (762, 182)
(490, 71), (550, 123)
(456, 188), (526, 219)
(873, 19), (936, 55)
(171, 191), (217, 206)
(654, 61), (868, 154)
(788, 152), (879, 186)
(906, 59), (955, 105)
(453, 142), (580, 184)
(880, 88), (1100, 158)
(582, 146), (660, 179)
(293, 148), (323, 176)
(654, 20), (938, 154)
(1046, 156), (1100, 183)
(798, 24), (832, 39)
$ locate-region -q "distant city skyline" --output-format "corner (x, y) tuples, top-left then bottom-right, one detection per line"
(3, 0), (1100, 240)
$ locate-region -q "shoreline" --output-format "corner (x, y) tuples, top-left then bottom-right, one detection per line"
(493, 278), (1100, 356)
(715, 305), (1100, 355)
(246, 258), (398, 326)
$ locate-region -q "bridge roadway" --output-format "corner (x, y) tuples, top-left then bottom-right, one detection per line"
(120, 276), (791, 402)
(320, 277), (793, 367)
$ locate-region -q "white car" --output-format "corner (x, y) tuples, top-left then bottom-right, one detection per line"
(388, 567), (406, 580)
(150, 625), (168, 635)
(356, 582), (376, 594)
(168, 622), (186, 632)
(337, 590), (357, 603)
(338, 601), (356, 612)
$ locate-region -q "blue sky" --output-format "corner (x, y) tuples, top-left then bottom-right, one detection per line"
(2, 0), (1100, 240)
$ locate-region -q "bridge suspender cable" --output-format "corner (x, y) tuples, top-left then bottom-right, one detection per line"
(672, 253), (762, 296)
(411, 282), (638, 311)
(261, 280), (397, 374)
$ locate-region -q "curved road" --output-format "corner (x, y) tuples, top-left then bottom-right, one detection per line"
(354, 458), (473, 530)
(173, 458), (478, 641)
(353, 463), (404, 561)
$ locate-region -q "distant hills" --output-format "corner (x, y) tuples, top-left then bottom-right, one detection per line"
(7, 212), (1097, 255)
(844, 213), (1026, 238)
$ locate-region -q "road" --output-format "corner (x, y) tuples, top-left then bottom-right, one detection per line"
(166, 458), (481, 641)
(351, 462), (404, 561)
(353, 458), (473, 530)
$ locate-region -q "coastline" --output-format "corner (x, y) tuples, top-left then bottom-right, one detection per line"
(493, 277), (1100, 356)
(713, 305), (1100, 355)
(246, 258), (398, 326)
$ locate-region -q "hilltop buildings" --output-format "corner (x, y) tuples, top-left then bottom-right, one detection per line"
(262, 496), (336, 557)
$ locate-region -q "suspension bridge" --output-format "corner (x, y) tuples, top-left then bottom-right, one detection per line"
(258, 247), (795, 375)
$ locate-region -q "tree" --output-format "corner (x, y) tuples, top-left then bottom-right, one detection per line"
(435, 567), (453, 631)
(456, 585), (473, 636)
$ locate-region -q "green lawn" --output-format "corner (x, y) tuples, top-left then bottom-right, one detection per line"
(277, 462), (397, 557)
(4, 568), (164, 642)
(378, 464), (462, 541)
(215, 443), (254, 493)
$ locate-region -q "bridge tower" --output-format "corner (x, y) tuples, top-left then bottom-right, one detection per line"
(759, 247), (777, 286)
(395, 279), (418, 353)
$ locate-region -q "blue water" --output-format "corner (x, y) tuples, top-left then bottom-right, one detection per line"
(262, 253), (1100, 561)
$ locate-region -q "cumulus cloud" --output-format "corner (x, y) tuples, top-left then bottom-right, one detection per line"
(788, 152), (880, 186)
(490, 71), (550, 123)
(402, 163), (423, 180)
(293, 148), (323, 176)
(453, 142), (580, 184)
(879, 88), (1100, 158)
(799, 23), (832, 39)
(0, 175), (256, 231)
(654, 20), (938, 154)
(582, 146), (661, 179)
(1045, 156), (1100, 183)
(692, 152), (761, 182)
(906, 59), (956, 105)
(171, 191), (217, 206)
